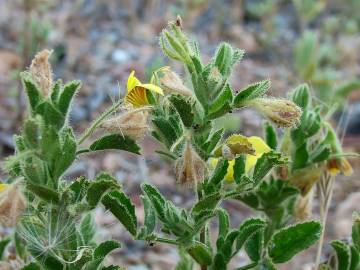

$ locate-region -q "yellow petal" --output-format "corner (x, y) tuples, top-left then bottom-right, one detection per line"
(0, 183), (8, 193)
(210, 158), (234, 182)
(245, 136), (271, 172)
(125, 86), (149, 107)
(127, 71), (142, 92)
(340, 158), (353, 176)
(139, 83), (164, 95)
(248, 136), (271, 155)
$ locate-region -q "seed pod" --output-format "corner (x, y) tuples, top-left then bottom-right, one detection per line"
(29, 49), (53, 97)
(0, 182), (27, 227)
(159, 67), (193, 97)
(294, 191), (313, 221)
(174, 141), (207, 188)
(289, 167), (322, 195)
(100, 106), (150, 140)
(248, 98), (302, 128)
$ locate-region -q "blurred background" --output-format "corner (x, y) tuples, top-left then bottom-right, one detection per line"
(0, 0), (359, 269)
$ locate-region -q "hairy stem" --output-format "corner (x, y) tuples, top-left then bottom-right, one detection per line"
(315, 172), (334, 268)
(197, 189), (208, 270)
(77, 99), (122, 145)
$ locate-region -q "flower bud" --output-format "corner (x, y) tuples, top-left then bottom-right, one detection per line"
(100, 106), (150, 140)
(174, 141), (207, 188)
(29, 49), (53, 97)
(158, 67), (193, 97)
(248, 98), (302, 128)
(0, 182), (27, 227)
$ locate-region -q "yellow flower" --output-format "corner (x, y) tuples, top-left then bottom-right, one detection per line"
(125, 71), (164, 107)
(327, 158), (353, 177)
(0, 184), (8, 193)
(211, 136), (271, 182)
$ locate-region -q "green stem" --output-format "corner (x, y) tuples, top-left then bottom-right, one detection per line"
(154, 237), (179, 246)
(197, 189), (208, 270)
(236, 262), (257, 270)
(77, 99), (122, 145)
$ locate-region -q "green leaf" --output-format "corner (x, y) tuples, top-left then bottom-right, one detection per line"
(233, 155), (246, 184)
(152, 115), (180, 148)
(35, 101), (65, 129)
(208, 84), (233, 119)
(23, 118), (40, 149)
(101, 190), (137, 236)
(137, 195), (156, 239)
(94, 240), (121, 259)
(350, 245), (360, 270)
(233, 80), (270, 107)
(212, 253), (227, 270)
(214, 42), (233, 78)
(80, 213), (96, 245)
(89, 134), (140, 154)
(208, 158), (229, 187)
(236, 218), (267, 253)
(187, 242), (213, 266)
(331, 240), (351, 270)
(352, 215), (360, 251)
(309, 144), (331, 163)
(14, 231), (27, 260)
(175, 247), (195, 270)
(204, 128), (224, 154)
(0, 237), (10, 259)
(58, 80), (81, 115)
(53, 127), (77, 178)
(291, 84), (310, 109)
(292, 143), (309, 170)
(263, 122), (277, 150)
(141, 183), (167, 221)
(192, 193), (221, 220)
(268, 221), (322, 263)
(86, 173), (120, 208)
(253, 151), (288, 185)
(334, 79), (360, 98)
(21, 74), (42, 113)
(168, 94), (194, 127)
(217, 208), (230, 239)
(26, 183), (60, 203)
(245, 229), (264, 262)
(50, 79), (62, 104)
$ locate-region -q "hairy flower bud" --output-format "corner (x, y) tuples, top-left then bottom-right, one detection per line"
(29, 49), (53, 97)
(174, 141), (207, 188)
(158, 67), (193, 97)
(0, 182), (27, 227)
(248, 98), (302, 128)
(100, 106), (150, 140)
